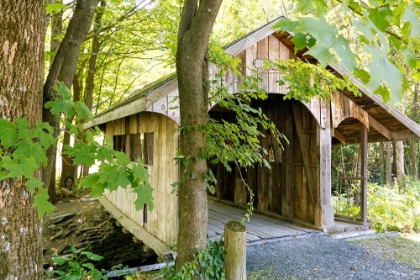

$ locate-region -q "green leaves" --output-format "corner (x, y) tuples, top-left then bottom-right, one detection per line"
(33, 188), (54, 219)
(46, 2), (67, 14)
(275, 17), (357, 71)
(0, 82), (154, 220)
(0, 118), (17, 149)
(274, 0), (420, 104)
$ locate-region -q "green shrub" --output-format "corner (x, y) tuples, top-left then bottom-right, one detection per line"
(332, 180), (420, 233)
(45, 246), (106, 280)
(367, 181), (420, 232)
(162, 238), (226, 280)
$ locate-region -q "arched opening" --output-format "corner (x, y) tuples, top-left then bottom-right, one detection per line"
(208, 94), (322, 224)
(331, 117), (368, 225)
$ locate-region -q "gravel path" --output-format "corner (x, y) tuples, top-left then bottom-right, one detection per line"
(247, 232), (420, 280)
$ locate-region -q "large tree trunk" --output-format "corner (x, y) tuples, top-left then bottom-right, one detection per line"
(175, 0), (222, 269)
(0, 1), (45, 278)
(43, 0), (99, 202)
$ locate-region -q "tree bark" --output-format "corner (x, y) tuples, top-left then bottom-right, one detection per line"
(175, 0), (222, 269)
(59, 74), (82, 191)
(410, 82), (419, 178)
(386, 141), (392, 185)
(43, 0), (99, 202)
(0, 1), (45, 278)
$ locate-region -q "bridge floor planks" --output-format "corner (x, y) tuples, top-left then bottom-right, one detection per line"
(207, 201), (313, 242)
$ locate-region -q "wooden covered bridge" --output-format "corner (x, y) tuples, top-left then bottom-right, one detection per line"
(85, 17), (420, 260)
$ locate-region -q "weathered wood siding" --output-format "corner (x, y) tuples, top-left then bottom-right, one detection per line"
(209, 35), (291, 95)
(104, 112), (179, 245)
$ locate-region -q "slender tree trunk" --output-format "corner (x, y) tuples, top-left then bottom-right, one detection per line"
(396, 141), (405, 191)
(379, 142), (384, 185)
(0, 1), (45, 278)
(43, 0), (99, 202)
(176, 0), (222, 269)
(386, 141), (392, 185)
(44, 5), (64, 202)
(410, 82), (419, 178)
(85, 0), (105, 110)
(59, 74), (82, 190)
(79, 0), (106, 177)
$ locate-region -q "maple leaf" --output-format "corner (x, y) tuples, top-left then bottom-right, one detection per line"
(0, 119), (17, 149)
(33, 187), (54, 219)
(98, 165), (130, 191)
(80, 174), (106, 197)
(14, 142), (48, 166)
(3, 155), (39, 179)
(25, 178), (42, 192)
(131, 182), (154, 211)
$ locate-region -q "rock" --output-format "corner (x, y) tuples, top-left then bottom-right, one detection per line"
(50, 230), (64, 240)
(63, 230), (74, 238)
(49, 213), (76, 224)
(48, 224), (57, 231)
(58, 244), (71, 255)
(68, 223), (78, 231)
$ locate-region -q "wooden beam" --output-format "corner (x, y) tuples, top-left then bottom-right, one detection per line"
(282, 104), (294, 218)
(315, 101), (334, 228)
(368, 115), (392, 140)
(292, 104), (316, 205)
(332, 129), (346, 144)
(360, 125), (368, 225)
(98, 197), (176, 261)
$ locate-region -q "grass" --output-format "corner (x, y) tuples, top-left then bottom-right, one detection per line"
(350, 233), (420, 269)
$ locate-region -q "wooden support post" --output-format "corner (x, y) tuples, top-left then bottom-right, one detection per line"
(258, 123), (270, 211)
(360, 124), (368, 224)
(216, 162), (225, 199)
(292, 104), (316, 205)
(282, 104), (294, 217)
(224, 220), (246, 280)
(315, 101), (334, 228)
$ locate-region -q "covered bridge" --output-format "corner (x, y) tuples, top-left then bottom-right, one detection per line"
(85, 17), (420, 260)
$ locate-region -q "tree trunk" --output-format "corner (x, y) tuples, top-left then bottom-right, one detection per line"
(85, 0), (105, 111)
(175, 0), (222, 269)
(396, 141), (405, 191)
(59, 74), (82, 190)
(410, 82), (419, 178)
(386, 141), (392, 185)
(43, 0), (99, 202)
(0, 1), (45, 278)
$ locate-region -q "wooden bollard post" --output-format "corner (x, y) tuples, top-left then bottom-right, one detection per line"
(224, 220), (247, 280)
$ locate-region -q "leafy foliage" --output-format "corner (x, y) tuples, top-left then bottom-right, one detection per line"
(0, 82), (153, 218)
(333, 181), (420, 233)
(265, 59), (360, 102)
(163, 239), (226, 280)
(45, 246), (106, 280)
(274, 0), (420, 104)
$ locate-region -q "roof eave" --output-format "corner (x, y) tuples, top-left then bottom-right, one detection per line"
(330, 64), (420, 139)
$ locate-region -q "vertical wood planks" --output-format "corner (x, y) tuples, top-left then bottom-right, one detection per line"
(279, 42), (290, 93)
(281, 104), (294, 217)
(257, 37), (269, 91)
(268, 35), (280, 93)
(103, 112), (180, 245)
